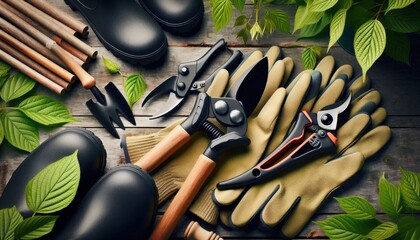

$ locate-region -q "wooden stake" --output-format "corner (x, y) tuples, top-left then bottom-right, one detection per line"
(25, 0), (88, 36)
(0, 48), (64, 94)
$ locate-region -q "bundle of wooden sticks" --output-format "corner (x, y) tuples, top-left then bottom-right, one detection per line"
(0, 0), (96, 94)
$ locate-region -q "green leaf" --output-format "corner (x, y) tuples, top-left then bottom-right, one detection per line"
(367, 222), (398, 240)
(236, 28), (249, 44)
(18, 96), (75, 125)
(234, 15), (247, 27)
(333, 0), (352, 10)
(315, 214), (381, 240)
(231, 0), (245, 12)
(394, 216), (420, 240)
(385, 0), (416, 14)
(346, 5), (375, 30)
(354, 20), (386, 79)
(382, 8), (420, 33)
(2, 110), (39, 152)
(400, 168), (420, 211)
(336, 196), (376, 220)
(250, 22), (264, 40)
(265, 9), (291, 33)
(0, 76), (8, 89)
(261, 18), (275, 35)
(294, 4), (324, 32)
(26, 150), (80, 214)
(0, 61), (11, 77)
(309, 0), (339, 12)
(298, 12), (331, 39)
(211, 0), (233, 32)
(302, 46), (322, 70)
(385, 30), (410, 65)
(102, 56), (120, 74)
(0, 118), (4, 145)
(124, 73), (146, 109)
(14, 216), (58, 240)
(0, 206), (23, 240)
(0, 73), (35, 103)
(328, 9), (347, 51)
(379, 174), (404, 220)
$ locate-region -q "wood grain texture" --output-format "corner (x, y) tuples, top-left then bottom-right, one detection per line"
(0, 0), (419, 239)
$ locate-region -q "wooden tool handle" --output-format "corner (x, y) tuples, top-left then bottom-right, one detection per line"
(135, 125), (191, 173)
(0, 48), (64, 94)
(49, 43), (95, 89)
(150, 154), (216, 240)
(184, 221), (223, 240)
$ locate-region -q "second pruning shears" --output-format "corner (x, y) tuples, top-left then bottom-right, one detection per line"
(142, 38), (243, 119)
(217, 93), (353, 190)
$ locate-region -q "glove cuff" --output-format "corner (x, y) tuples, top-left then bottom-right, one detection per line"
(153, 168), (179, 204)
(189, 188), (219, 225)
(121, 132), (166, 164)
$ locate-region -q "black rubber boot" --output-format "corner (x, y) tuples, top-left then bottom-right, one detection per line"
(65, 0), (168, 65)
(0, 128), (107, 217)
(140, 0), (204, 34)
(54, 165), (158, 240)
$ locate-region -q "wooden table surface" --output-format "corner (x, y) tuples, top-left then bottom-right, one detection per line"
(1, 1), (419, 239)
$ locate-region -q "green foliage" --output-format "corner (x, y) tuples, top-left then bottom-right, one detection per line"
(0, 65), (75, 152)
(124, 74), (147, 109)
(102, 56), (147, 109)
(210, 0), (291, 42)
(315, 168), (420, 239)
(0, 152), (80, 240)
(26, 151), (80, 214)
(209, 0), (420, 79)
(302, 46), (323, 69)
(0, 206), (23, 240)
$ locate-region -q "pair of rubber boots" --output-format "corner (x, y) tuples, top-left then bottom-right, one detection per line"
(65, 0), (204, 65)
(0, 129), (158, 239)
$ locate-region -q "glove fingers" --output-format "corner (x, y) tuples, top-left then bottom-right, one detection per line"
(206, 69), (229, 97)
(251, 60), (286, 117)
(351, 90), (381, 116)
(213, 188), (244, 206)
(230, 182), (280, 227)
(283, 57), (294, 83)
(311, 77), (347, 113)
(256, 88), (287, 128)
(348, 75), (371, 99)
(344, 125), (391, 159)
(264, 46), (280, 69)
(285, 69), (312, 92)
(227, 51), (263, 91)
(314, 55), (335, 89)
(266, 73), (312, 153)
(327, 64), (353, 88)
(335, 113), (371, 155)
(371, 107), (387, 127)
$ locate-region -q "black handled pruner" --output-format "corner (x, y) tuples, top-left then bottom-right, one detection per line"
(217, 93), (353, 190)
(142, 38), (243, 119)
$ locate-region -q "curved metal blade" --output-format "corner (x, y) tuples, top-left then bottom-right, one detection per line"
(317, 93), (352, 131)
(149, 92), (184, 119)
(225, 57), (268, 117)
(142, 76), (177, 107)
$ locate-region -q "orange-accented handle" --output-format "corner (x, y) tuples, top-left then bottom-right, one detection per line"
(135, 125), (191, 173)
(49, 43), (95, 89)
(150, 154), (216, 240)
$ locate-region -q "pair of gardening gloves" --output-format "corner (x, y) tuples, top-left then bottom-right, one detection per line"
(122, 48), (391, 238)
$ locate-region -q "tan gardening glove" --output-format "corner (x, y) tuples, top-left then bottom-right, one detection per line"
(122, 47), (294, 224)
(214, 76), (391, 239)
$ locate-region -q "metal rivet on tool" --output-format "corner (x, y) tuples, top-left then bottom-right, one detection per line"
(229, 109), (244, 124)
(180, 67), (189, 75)
(177, 82), (186, 90)
(214, 100), (228, 115)
(321, 113), (333, 125)
(318, 130), (326, 138)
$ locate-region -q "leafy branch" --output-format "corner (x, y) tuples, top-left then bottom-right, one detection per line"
(0, 151), (80, 240)
(0, 62), (75, 152)
(315, 168), (420, 239)
(102, 56), (146, 109)
(209, 0), (420, 79)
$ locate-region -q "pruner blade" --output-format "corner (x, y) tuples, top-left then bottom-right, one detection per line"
(317, 93), (352, 131)
(149, 92), (184, 119)
(142, 76), (177, 107)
